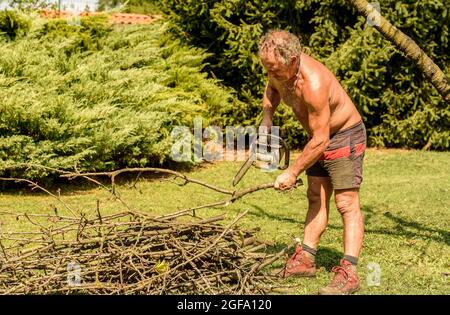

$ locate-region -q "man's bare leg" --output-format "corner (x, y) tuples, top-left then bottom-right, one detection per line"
(334, 189), (364, 258)
(318, 188), (364, 295)
(282, 176), (333, 278)
(302, 176), (333, 250)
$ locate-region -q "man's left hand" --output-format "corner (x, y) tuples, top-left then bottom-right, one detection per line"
(274, 170), (297, 190)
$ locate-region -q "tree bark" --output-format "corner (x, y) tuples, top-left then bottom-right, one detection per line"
(346, 0), (450, 103)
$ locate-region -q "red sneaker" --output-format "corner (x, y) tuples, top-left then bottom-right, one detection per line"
(282, 245), (316, 278)
(318, 259), (360, 295)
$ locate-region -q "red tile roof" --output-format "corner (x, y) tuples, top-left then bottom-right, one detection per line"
(40, 10), (160, 24)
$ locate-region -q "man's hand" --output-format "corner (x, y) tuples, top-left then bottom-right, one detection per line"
(274, 170), (297, 190)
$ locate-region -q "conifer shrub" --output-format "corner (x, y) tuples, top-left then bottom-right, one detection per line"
(160, 0), (449, 150)
(0, 17), (242, 178)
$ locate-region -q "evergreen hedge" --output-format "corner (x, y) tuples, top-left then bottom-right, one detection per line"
(0, 12), (241, 178)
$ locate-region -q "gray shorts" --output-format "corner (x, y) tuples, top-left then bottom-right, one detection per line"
(306, 121), (367, 190)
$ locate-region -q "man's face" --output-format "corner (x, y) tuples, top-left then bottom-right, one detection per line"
(260, 50), (296, 82)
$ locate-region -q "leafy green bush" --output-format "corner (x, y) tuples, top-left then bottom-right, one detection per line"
(160, 0), (449, 150)
(0, 9), (31, 41)
(0, 17), (241, 179)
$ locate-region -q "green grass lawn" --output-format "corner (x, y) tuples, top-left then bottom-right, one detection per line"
(0, 149), (449, 294)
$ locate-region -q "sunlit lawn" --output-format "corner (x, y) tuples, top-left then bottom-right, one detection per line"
(0, 149), (449, 294)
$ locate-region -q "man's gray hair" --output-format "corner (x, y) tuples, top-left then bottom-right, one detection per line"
(259, 29), (302, 65)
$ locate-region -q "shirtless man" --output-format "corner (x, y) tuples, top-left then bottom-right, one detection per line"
(259, 30), (366, 295)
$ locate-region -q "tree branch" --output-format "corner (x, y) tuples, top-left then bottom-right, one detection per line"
(347, 0), (450, 103)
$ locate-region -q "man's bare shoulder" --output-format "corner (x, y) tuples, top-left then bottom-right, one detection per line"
(300, 54), (332, 106)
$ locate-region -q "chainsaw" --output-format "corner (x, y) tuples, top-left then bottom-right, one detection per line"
(232, 132), (300, 187)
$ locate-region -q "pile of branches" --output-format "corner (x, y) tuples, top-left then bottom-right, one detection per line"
(0, 209), (289, 295)
(0, 166), (301, 295)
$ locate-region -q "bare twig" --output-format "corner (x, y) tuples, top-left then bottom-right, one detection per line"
(0, 166), (294, 294)
(0, 177), (78, 217)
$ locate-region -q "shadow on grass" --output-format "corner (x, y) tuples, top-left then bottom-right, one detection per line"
(361, 204), (376, 223)
(328, 207), (449, 246)
(244, 202), (300, 224)
(264, 243), (342, 272)
(0, 161), (206, 196)
(316, 247), (342, 271)
(375, 212), (449, 246)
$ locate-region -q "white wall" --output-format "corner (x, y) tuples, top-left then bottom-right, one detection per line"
(48, 0), (99, 11)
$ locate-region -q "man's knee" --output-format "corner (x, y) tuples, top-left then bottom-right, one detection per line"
(307, 186), (322, 205)
(307, 176), (332, 205)
(335, 189), (360, 215)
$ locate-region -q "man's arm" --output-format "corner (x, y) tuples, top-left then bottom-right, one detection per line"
(288, 89), (330, 177)
(261, 83), (281, 128)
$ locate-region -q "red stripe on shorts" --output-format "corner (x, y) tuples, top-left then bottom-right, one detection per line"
(319, 146), (351, 160)
(355, 143), (365, 156)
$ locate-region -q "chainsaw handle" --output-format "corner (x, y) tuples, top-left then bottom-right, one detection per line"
(278, 137), (290, 170)
(254, 133), (290, 170)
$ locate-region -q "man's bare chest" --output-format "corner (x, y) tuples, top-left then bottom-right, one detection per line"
(278, 87), (308, 121)
(269, 78), (311, 129)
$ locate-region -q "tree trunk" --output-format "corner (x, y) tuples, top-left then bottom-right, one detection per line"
(346, 0), (450, 104)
